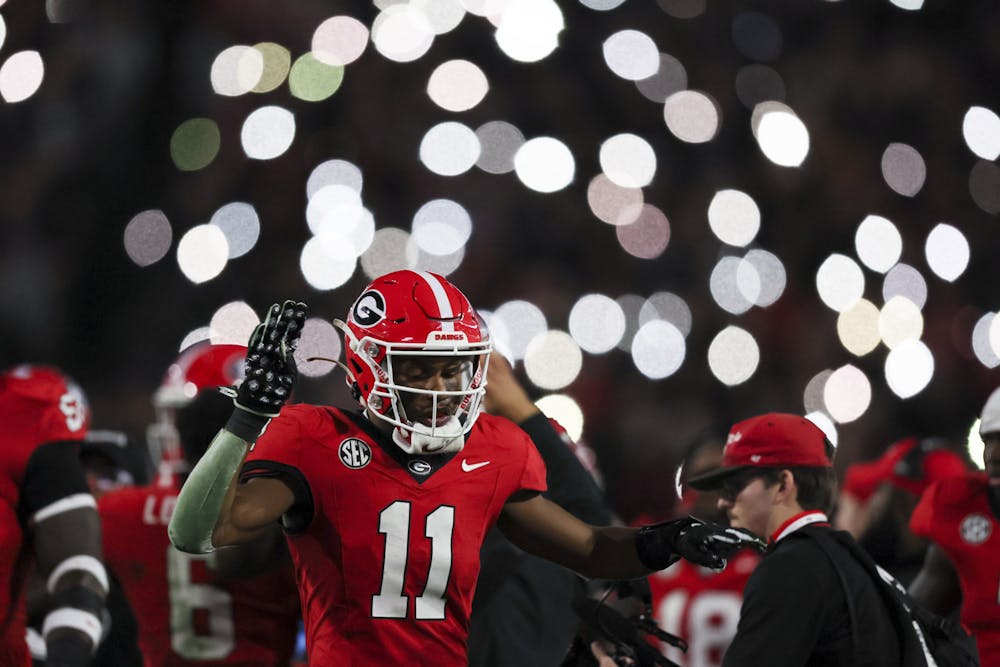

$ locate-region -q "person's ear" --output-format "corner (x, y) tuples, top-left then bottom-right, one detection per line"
(776, 469), (794, 499)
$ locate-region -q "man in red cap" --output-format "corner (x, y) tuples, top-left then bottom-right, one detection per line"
(688, 412), (907, 666)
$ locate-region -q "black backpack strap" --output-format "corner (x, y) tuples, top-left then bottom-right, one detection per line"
(799, 528), (863, 665)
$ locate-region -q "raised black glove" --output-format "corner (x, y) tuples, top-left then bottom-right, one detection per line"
(222, 300), (307, 429)
(635, 516), (766, 571)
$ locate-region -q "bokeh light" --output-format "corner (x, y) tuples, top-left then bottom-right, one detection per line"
(524, 330), (583, 390)
(602, 30), (659, 81)
(475, 121), (525, 174)
(924, 223), (969, 282)
(514, 137), (575, 192)
(854, 214), (902, 273)
(615, 294), (645, 353)
(307, 159), (363, 198)
(735, 64), (785, 109)
(752, 102), (809, 167)
(209, 301), (259, 346)
(406, 238), (465, 276)
(816, 254), (864, 312)
(493, 300), (548, 360)
(708, 189), (760, 247)
(372, 4), (435, 63)
(635, 53), (686, 103)
(177, 225), (229, 284)
(210, 45), (264, 96)
(361, 227), (410, 279)
(882, 263), (927, 309)
(415, 0), (466, 35)
(411, 199), (472, 255)
(968, 419), (985, 471)
(806, 411), (838, 448)
(741, 249), (786, 307)
(178, 327), (211, 353)
(707, 326), (759, 386)
(969, 161), (1000, 214)
(803, 369), (834, 414)
(664, 90), (720, 143)
(241, 106), (295, 160)
(880, 143), (926, 196)
(124, 210), (172, 267)
(0, 50), (43, 103)
(732, 11), (782, 62)
(710, 256), (755, 315)
(823, 364), (871, 423)
(836, 299), (880, 356)
(885, 339), (934, 399)
(427, 59), (489, 111)
(534, 394), (584, 442)
(210, 202), (260, 259)
(631, 320), (686, 379)
(420, 121), (480, 176)
(971, 312), (1000, 369)
(587, 175), (643, 226)
(300, 236), (357, 290)
(600, 134), (656, 188)
(568, 294), (626, 354)
(288, 53), (344, 102)
(494, 0), (564, 63)
(615, 204), (670, 259)
(878, 296), (923, 349)
(250, 43), (291, 93)
(962, 106), (1000, 160)
(639, 292), (692, 337)
(295, 317), (342, 378)
(170, 118), (220, 171)
(312, 15), (369, 66)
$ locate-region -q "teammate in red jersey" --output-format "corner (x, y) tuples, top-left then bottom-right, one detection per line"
(649, 434), (760, 667)
(909, 386), (1000, 665)
(0, 365), (108, 667)
(169, 270), (764, 666)
(100, 345), (299, 667)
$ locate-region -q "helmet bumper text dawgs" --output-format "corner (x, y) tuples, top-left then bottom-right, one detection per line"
(337, 270), (492, 455)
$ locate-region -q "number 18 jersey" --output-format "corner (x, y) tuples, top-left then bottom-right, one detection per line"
(243, 405), (548, 666)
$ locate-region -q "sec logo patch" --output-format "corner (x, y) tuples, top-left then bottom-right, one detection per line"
(959, 513), (992, 545)
(339, 438), (372, 469)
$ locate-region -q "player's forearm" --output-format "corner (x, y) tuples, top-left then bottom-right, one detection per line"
(168, 422), (255, 554)
(577, 526), (654, 579)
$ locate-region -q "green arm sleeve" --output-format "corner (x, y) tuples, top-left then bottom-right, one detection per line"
(168, 429), (249, 554)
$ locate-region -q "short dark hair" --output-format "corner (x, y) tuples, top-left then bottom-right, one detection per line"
(759, 466), (839, 514)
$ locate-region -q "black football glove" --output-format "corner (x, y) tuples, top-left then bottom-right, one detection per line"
(222, 300), (307, 420)
(635, 516), (766, 571)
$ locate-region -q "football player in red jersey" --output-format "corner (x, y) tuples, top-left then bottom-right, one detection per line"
(649, 434), (761, 667)
(0, 365), (108, 667)
(909, 386), (1000, 664)
(169, 270), (764, 666)
(99, 344), (300, 666)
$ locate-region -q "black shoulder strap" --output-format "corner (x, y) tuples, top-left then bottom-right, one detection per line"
(798, 529), (863, 665)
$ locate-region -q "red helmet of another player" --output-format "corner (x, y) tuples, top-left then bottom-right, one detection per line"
(336, 270), (492, 454)
(149, 342), (246, 478)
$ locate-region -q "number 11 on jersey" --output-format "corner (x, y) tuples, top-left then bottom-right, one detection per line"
(372, 501), (455, 620)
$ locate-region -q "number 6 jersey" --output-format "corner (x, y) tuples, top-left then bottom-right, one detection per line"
(242, 404), (548, 666)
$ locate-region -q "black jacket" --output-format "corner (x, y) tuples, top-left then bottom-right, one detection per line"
(723, 524), (904, 666)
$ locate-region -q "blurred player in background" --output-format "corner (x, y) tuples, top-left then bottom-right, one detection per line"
(0, 365), (108, 667)
(648, 433), (761, 667)
(99, 344), (300, 666)
(469, 354), (613, 667)
(28, 429), (143, 666)
(837, 436), (969, 585)
(169, 271), (761, 665)
(909, 387), (1000, 664)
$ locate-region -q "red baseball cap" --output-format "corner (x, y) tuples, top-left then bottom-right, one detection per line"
(688, 413), (833, 490)
(843, 437), (968, 501)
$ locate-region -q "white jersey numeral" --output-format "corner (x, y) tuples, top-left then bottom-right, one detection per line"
(657, 590), (742, 667)
(372, 501), (455, 620)
(166, 547), (235, 659)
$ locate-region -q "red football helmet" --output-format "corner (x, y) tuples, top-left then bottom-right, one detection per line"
(336, 270), (492, 454)
(149, 342), (246, 479)
(2, 364), (91, 435)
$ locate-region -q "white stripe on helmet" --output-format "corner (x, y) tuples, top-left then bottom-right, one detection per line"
(414, 271), (455, 332)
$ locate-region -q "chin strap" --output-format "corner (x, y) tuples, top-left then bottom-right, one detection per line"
(392, 416), (466, 455)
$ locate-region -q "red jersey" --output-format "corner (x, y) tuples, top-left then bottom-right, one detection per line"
(0, 366), (89, 666)
(243, 406), (548, 666)
(910, 474), (1000, 664)
(99, 483), (299, 667)
(648, 549), (760, 667)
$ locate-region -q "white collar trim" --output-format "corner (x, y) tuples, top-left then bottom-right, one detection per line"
(774, 511), (829, 542)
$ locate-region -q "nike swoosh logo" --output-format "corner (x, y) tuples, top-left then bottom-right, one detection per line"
(461, 459), (490, 472)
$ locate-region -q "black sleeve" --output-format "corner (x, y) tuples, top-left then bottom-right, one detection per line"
(20, 441), (90, 520)
(89, 574), (143, 667)
(517, 413), (613, 525)
(240, 460), (314, 534)
(722, 542), (837, 666)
